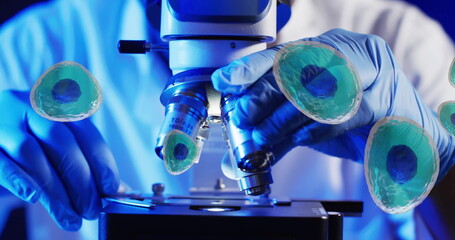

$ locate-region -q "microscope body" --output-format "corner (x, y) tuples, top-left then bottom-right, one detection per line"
(155, 0), (277, 195)
(103, 4), (364, 239)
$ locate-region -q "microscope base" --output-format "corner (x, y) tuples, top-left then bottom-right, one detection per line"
(99, 195), (362, 240)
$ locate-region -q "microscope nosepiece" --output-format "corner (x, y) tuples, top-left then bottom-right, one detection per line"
(221, 94), (274, 195)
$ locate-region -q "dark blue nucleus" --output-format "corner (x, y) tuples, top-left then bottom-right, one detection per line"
(300, 65), (338, 99)
(174, 143), (189, 160)
(450, 113), (455, 126)
(386, 145), (418, 184)
(51, 78), (82, 103)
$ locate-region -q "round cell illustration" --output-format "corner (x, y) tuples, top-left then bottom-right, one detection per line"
(30, 61), (102, 122)
(449, 58), (455, 87)
(163, 130), (199, 175)
(437, 101), (455, 136)
(365, 116), (439, 214)
(273, 41), (362, 124)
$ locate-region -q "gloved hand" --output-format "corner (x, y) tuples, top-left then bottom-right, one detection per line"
(0, 90), (120, 231)
(212, 28), (455, 179)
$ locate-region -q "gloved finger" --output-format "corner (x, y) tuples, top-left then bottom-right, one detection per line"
(231, 72), (287, 128)
(0, 128), (82, 230)
(252, 101), (313, 146)
(212, 46), (280, 94)
(27, 114), (101, 220)
(66, 119), (120, 196)
(293, 121), (348, 146)
(305, 128), (370, 161)
(0, 151), (41, 203)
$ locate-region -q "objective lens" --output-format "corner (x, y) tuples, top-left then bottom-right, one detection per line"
(163, 130), (199, 175)
(30, 61), (102, 121)
(155, 69), (212, 159)
(221, 94), (274, 195)
(273, 41), (362, 124)
(365, 116), (439, 214)
(221, 94), (273, 172)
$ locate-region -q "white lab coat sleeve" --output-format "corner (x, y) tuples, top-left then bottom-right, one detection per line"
(365, 2), (455, 177)
(0, 2), (68, 92)
(0, 0), (138, 92)
(377, 2), (455, 110)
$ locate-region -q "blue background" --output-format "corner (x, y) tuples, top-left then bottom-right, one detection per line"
(1, 0), (454, 41)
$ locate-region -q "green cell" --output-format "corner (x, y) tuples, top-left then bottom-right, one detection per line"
(450, 58), (455, 88)
(365, 116), (439, 214)
(30, 61), (102, 122)
(437, 101), (455, 136)
(163, 130), (199, 175)
(273, 41), (362, 124)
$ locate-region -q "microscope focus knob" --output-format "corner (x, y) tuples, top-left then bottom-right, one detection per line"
(118, 40), (149, 54)
(152, 183), (165, 196)
(118, 40), (168, 54)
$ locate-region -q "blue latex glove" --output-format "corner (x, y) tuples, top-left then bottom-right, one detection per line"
(212, 29), (455, 179)
(0, 90), (120, 230)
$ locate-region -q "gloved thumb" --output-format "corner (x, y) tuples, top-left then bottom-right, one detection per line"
(211, 47), (280, 94)
(290, 110), (372, 161)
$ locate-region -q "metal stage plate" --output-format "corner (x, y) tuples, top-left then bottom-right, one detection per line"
(99, 195), (338, 240)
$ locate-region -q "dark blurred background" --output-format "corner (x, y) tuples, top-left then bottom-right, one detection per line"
(0, 0), (454, 41)
(0, 0), (48, 24)
(409, 0), (454, 41)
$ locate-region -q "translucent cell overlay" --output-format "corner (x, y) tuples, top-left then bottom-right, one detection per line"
(449, 58), (455, 87)
(365, 116), (439, 214)
(30, 61), (102, 122)
(437, 101), (455, 136)
(273, 41), (362, 124)
(163, 130), (199, 175)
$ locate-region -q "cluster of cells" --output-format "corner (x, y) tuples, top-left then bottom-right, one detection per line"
(30, 60), (201, 176)
(364, 59), (454, 214)
(30, 49), (454, 211)
(438, 59), (455, 135)
(273, 43), (451, 214)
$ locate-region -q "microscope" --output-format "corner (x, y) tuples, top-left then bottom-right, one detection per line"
(100, 1), (362, 239)
(153, 0), (276, 196)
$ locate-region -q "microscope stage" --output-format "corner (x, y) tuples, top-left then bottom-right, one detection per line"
(99, 195), (331, 240)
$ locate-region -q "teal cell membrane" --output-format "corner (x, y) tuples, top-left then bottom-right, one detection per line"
(450, 58), (455, 87)
(437, 101), (455, 136)
(163, 130), (199, 175)
(273, 41), (362, 124)
(365, 116), (439, 214)
(30, 61), (102, 121)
